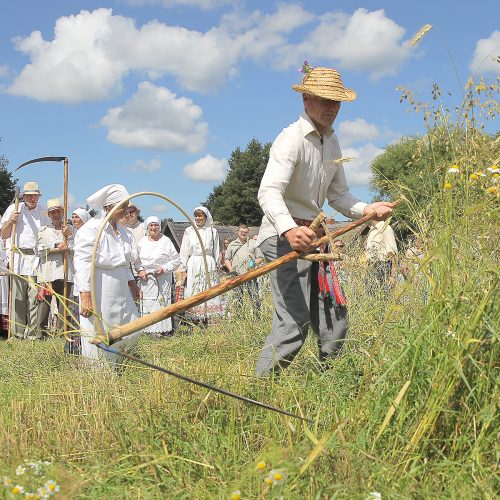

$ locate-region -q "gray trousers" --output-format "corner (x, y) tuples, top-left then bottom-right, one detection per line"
(255, 236), (348, 376)
(10, 275), (38, 339)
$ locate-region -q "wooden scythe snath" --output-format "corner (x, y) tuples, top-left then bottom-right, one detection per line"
(92, 199), (403, 346)
(7, 187), (20, 340)
(13, 156), (70, 336)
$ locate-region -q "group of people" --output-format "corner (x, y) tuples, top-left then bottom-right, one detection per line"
(0, 183), (264, 361)
(1, 64), (397, 375)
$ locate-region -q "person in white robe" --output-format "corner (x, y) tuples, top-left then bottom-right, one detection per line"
(179, 206), (225, 323)
(74, 185), (142, 365)
(36, 198), (75, 338)
(137, 216), (181, 336)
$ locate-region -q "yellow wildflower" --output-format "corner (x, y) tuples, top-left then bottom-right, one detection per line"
(256, 461), (267, 471)
(443, 182), (453, 190)
(486, 186), (496, 194)
(3, 477), (12, 486)
(231, 490), (241, 500)
(469, 173), (479, 181)
(269, 469), (286, 485)
(264, 477), (273, 485)
(447, 165), (459, 174)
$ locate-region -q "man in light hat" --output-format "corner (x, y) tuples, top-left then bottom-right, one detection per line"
(254, 65), (396, 376)
(36, 198), (75, 340)
(0, 181), (50, 339)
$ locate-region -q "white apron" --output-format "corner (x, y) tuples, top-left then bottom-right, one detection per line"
(139, 272), (173, 333)
(80, 266), (141, 364)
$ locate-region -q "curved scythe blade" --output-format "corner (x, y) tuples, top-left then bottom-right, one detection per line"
(14, 156), (66, 172)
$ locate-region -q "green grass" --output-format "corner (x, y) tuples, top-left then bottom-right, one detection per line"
(0, 210), (497, 499)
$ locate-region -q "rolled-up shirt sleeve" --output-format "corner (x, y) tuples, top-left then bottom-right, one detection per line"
(258, 133), (300, 236)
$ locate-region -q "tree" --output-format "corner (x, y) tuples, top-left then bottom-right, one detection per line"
(205, 139), (271, 226)
(0, 147), (17, 215)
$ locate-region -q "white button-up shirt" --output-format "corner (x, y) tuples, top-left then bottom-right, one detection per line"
(1, 203), (50, 275)
(257, 112), (367, 244)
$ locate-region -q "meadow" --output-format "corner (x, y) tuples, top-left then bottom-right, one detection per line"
(1, 78), (499, 499)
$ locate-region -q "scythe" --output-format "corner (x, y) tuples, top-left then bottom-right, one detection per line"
(13, 156), (70, 336)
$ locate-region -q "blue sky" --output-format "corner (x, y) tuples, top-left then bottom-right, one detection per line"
(1, 0), (498, 221)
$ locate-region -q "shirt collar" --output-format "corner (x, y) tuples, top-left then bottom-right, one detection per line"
(299, 112), (333, 140)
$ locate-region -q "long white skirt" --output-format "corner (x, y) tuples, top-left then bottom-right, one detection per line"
(139, 272), (173, 333)
(80, 266), (142, 365)
(185, 255), (224, 320)
(0, 274), (8, 316)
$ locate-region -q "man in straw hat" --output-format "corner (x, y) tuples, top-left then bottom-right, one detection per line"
(1, 181), (50, 339)
(254, 65), (396, 376)
(36, 198), (75, 340)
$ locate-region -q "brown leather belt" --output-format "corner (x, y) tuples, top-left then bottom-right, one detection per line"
(292, 217), (325, 237)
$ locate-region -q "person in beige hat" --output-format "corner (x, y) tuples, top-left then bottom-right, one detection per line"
(36, 198), (75, 341)
(254, 63), (396, 376)
(0, 181), (50, 339)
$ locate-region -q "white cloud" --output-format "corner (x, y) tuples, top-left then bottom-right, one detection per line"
(6, 6), (417, 103)
(183, 154), (227, 181)
(128, 157), (162, 172)
(149, 204), (169, 213)
(338, 118), (379, 146)
(469, 30), (500, 75)
(0, 66), (9, 78)
(341, 143), (384, 186)
(101, 82), (208, 152)
(276, 8), (410, 79)
(126, 0), (232, 9)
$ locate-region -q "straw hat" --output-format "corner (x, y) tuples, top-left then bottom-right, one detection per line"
(292, 67), (357, 102)
(47, 198), (63, 211)
(22, 181), (41, 195)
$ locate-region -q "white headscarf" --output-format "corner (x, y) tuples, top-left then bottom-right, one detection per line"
(86, 184), (129, 210)
(72, 208), (91, 224)
(193, 206), (213, 227)
(144, 216), (161, 234)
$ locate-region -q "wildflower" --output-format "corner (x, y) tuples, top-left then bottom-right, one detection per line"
(469, 173), (479, 181)
(44, 480), (60, 494)
(477, 171), (486, 177)
(447, 165), (459, 173)
(256, 461), (267, 471)
(15, 465), (26, 476)
(37, 487), (49, 500)
(25, 494), (41, 500)
(486, 186), (497, 194)
(487, 165), (499, 172)
(3, 477), (12, 486)
(492, 173), (499, 183)
(299, 60), (314, 74)
(268, 469), (286, 485)
(264, 477), (273, 485)
(12, 484), (24, 495)
(366, 493), (382, 500)
(231, 490), (241, 500)
(443, 182), (453, 190)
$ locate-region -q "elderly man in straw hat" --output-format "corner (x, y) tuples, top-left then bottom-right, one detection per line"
(36, 198), (75, 340)
(254, 64), (396, 376)
(0, 182), (50, 339)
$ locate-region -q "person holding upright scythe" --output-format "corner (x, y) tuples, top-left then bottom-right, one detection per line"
(1, 182), (50, 339)
(255, 63), (396, 376)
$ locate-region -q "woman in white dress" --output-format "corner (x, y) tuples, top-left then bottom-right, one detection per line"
(74, 185), (142, 365)
(137, 216), (181, 336)
(179, 206), (225, 323)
